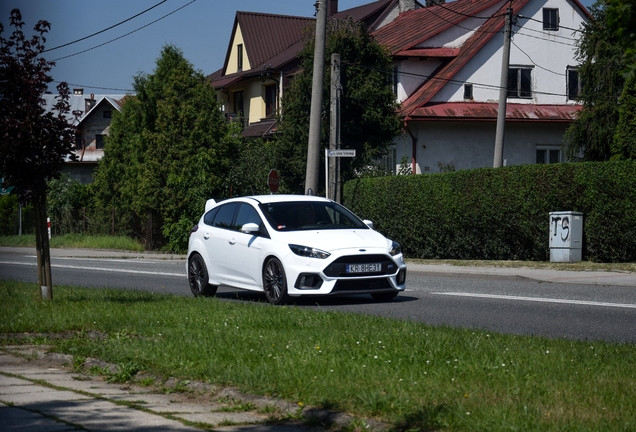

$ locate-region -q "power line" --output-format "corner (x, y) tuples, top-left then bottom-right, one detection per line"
(51, 0), (196, 62)
(512, 41), (565, 76)
(52, 80), (134, 93)
(342, 61), (576, 99)
(517, 15), (582, 33)
(514, 30), (577, 47)
(43, 0), (167, 53)
(424, 4), (504, 35)
(435, 2), (508, 20)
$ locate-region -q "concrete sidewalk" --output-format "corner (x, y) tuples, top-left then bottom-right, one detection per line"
(0, 345), (363, 432)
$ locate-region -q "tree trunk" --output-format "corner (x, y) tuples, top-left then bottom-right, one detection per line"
(34, 194), (53, 301)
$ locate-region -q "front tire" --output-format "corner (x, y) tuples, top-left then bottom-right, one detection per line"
(263, 257), (288, 305)
(188, 254), (218, 297)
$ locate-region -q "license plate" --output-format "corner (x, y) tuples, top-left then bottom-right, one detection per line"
(346, 263), (381, 273)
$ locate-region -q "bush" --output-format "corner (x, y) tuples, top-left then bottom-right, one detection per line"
(343, 161), (636, 262)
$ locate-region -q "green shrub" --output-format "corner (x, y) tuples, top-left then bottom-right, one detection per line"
(343, 161), (636, 262)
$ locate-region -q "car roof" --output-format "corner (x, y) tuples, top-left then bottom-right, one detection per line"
(229, 195), (332, 205)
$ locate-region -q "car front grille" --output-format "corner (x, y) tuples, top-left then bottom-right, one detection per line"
(331, 277), (392, 292)
(323, 254), (398, 277)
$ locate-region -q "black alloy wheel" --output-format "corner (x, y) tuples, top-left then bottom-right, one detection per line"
(188, 254), (218, 297)
(263, 257), (289, 305)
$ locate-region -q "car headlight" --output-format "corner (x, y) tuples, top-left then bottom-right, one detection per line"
(289, 244), (331, 259)
(389, 241), (401, 256)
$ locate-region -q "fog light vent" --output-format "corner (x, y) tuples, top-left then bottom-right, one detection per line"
(295, 273), (323, 289)
(397, 269), (406, 285)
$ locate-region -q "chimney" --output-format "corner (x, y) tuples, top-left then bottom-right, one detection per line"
(85, 94), (96, 113)
(73, 88), (84, 96)
(328, 0), (338, 16)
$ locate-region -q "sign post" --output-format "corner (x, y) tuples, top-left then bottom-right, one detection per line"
(325, 149), (356, 199)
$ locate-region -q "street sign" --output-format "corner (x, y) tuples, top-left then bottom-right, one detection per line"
(327, 149), (356, 157)
(267, 169), (279, 193)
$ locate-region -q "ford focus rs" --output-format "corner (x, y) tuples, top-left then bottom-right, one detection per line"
(187, 195), (407, 304)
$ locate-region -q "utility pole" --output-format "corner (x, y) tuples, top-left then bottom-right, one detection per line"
(329, 53), (341, 202)
(493, 6), (513, 168)
(305, 0), (327, 195)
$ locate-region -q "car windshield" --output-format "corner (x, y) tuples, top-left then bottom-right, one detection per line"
(259, 201), (369, 231)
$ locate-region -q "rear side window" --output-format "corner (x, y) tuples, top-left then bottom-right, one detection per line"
(212, 203), (239, 229)
(203, 207), (219, 226)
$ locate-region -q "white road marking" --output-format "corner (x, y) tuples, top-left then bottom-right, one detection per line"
(0, 261), (185, 277)
(432, 292), (636, 309)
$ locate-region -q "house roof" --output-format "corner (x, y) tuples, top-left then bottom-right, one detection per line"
(41, 93), (125, 125)
(231, 12), (315, 75)
(372, 0), (504, 54)
(241, 118), (278, 138)
(407, 102), (581, 122)
(386, 0), (531, 117)
(76, 97), (123, 128)
(211, 0), (411, 89)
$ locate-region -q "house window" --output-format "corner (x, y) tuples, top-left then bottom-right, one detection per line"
(381, 147), (397, 174)
(567, 67), (581, 100)
(237, 44), (243, 71)
(265, 85), (277, 117)
(75, 133), (83, 150)
(543, 8), (559, 31)
(103, 110), (112, 119)
(464, 83), (473, 100)
(507, 67), (533, 99)
(536, 146), (561, 164)
(233, 91), (244, 117)
(96, 134), (105, 149)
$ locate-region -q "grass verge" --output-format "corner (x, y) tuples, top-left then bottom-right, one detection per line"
(0, 234), (144, 251)
(1, 280), (634, 431)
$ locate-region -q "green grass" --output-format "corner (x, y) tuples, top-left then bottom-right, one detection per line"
(1, 280), (635, 431)
(0, 234), (144, 251)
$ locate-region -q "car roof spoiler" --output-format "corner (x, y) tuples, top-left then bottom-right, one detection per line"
(205, 199), (216, 213)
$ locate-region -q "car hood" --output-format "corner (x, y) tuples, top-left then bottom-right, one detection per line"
(276, 229), (390, 252)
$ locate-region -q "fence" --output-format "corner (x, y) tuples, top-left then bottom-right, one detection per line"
(2, 206), (165, 250)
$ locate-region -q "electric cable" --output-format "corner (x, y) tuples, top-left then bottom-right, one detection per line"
(51, 0), (196, 62)
(43, 0), (167, 52)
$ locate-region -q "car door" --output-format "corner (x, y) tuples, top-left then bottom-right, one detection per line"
(223, 203), (267, 289)
(202, 202), (239, 283)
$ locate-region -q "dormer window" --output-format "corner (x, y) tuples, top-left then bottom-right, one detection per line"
(237, 44), (243, 72)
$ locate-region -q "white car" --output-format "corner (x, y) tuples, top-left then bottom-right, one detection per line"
(186, 195), (407, 304)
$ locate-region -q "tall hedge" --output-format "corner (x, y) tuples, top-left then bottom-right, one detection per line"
(343, 161), (636, 262)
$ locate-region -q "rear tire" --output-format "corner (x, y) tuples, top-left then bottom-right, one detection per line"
(371, 291), (398, 301)
(263, 257), (289, 305)
(188, 254), (218, 297)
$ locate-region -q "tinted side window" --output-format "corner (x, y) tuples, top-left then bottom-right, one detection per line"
(203, 207), (219, 226)
(235, 204), (262, 231)
(213, 203), (239, 229)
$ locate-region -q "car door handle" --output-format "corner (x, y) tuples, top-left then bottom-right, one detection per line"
(229, 238), (236, 245)
(203, 233), (210, 240)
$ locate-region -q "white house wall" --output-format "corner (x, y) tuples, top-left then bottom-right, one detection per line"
(397, 59), (442, 103)
(403, 121), (569, 173)
(434, 0), (588, 104)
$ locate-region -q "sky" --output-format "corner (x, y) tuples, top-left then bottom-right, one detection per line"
(1, 0), (596, 95)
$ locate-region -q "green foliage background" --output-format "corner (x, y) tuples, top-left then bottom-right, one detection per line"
(92, 45), (240, 252)
(275, 18), (401, 194)
(344, 161), (636, 263)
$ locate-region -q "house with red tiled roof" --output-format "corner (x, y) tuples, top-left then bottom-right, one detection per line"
(372, 0), (590, 173)
(209, 0), (421, 138)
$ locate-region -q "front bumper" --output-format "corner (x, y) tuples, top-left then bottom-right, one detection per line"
(283, 249), (407, 297)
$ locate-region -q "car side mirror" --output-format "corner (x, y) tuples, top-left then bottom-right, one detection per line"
(363, 220), (374, 229)
(241, 223), (260, 234)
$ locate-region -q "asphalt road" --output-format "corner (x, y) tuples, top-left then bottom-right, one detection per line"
(1, 250), (635, 344)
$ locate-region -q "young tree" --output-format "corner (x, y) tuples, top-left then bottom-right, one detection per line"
(92, 45), (238, 252)
(275, 18), (402, 194)
(0, 9), (76, 300)
(565, 4), (625, 161)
